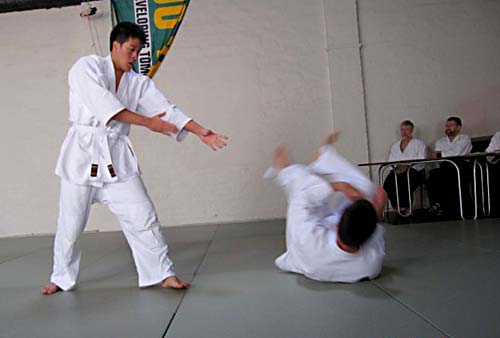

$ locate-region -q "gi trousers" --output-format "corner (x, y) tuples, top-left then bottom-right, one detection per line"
(50, 176), (175, 290)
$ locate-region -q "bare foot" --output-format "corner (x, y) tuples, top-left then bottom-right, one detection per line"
(161, 276), (190, 289)
(323, 131), (340, 145)
(310, 131), (341, 163)
(272, 145), (291, 169)
(40, 283), (61, 295)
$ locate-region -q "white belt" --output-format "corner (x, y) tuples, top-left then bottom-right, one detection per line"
(71, 124), (137, 183)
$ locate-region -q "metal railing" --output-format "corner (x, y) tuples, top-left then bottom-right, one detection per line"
(359, 152), (499, 221)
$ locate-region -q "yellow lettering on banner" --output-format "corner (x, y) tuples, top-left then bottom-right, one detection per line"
(154, 0), (184, 4)
(154, 5), (184, 29)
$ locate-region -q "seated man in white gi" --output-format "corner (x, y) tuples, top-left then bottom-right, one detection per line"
(383, 120), (426, 213)
(485, 131), (500, 216)
(486, 131), (500, 154)
(265, 134), (386, 283)
(427, 116), (472, 218)
(41, 22), (228, 295)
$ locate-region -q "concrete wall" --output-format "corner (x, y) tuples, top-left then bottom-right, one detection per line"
(1, 1), (114, 237)
(358, 0), (500, 167)
(1, 0), (499, 237)
(0, 0), (333, 237)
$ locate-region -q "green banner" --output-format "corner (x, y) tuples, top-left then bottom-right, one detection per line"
(111, 0), (190, 78)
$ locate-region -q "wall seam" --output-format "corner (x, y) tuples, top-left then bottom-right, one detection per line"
(355, 0), (373, 178)
(321, 0), (335, 132)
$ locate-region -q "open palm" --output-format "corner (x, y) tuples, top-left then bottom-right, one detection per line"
(200, 130), (228, 151)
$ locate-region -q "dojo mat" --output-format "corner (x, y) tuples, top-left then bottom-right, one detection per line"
(1, 219), (500, 338)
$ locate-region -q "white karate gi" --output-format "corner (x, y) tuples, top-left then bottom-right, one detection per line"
(266, 146), (385, 283)
(388, 138), (426, 170)
(51, 55), (192, 290)
(435, 134), (472, 157)
(486, 131), (500, 153)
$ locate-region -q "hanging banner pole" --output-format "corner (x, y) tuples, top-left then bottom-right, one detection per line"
(111, 0), (191, 78)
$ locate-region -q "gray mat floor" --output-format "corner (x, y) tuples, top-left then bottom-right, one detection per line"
(1, 218), (500, 338)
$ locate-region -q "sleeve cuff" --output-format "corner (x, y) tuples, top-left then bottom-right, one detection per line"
(161, 106), (192, 142)
(174, 117), (192, 142)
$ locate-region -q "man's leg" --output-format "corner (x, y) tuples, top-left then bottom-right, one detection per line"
(383, 171), (398, 208)
(272, 148), (334, 273)
(489, 162), (500, 217)
(100, 176), (188, 289)
(396, 171), (414, 209)
(308, 139), (376, 199)
(457, 160), (473, 218)
(408, 168), (422, 194)
(41, 179), (95, 295)
(271, 147), (333, 211)
(426, 167), (443, 215)
(440, 161), (472, 218)
(406, 168), (423, 208)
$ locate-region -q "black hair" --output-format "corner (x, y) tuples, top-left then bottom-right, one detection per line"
(447, 116), (462, 127)
(109, 22), (146, 51)
(400, 120), (414, 129)
(338, 199), (377, 248)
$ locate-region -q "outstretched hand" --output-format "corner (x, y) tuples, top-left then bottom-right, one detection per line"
(199, 129), (228, 151)
(147, 112), (179, 136)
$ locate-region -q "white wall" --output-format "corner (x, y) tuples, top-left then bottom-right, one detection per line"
(0, 1), (113, 237)
(358, 0), (500, 168)
(1, 0), (499, 237)
(0, 0), (333, 237)
(324, 0), (371, 166)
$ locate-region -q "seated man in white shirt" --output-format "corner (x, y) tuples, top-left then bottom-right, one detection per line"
(485, 131), (500, 216)
(265, 133), (387, 283)
(486, 132), (500, 155)
(383, 120), (426, 213)
(427, 116), (473, 218)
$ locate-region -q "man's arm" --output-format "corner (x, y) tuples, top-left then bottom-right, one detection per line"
(431, 138), (443, 159)
(417, 140), (427, 159)
(136, 78), (228, 150)
(69, 57), (126, 126)
(331, 182), (364, 200)
(113, 109), (179, 135)
(331, 182), (386, 221)
(431, 142), (441, 159)
(486, 132), (500, 153)
(460, 136), (473, 155)
(183, 120), (228, 151)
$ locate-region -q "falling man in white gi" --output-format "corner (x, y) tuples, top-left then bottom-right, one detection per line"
(265, 133), (386, 283)
(41, 22), (228, 295)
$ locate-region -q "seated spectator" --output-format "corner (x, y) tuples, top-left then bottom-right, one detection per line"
(485, 131), (500, 216)
(427, 116), (473, 218)
(486, 131), (500, 154)
(383, 120), (426, 213)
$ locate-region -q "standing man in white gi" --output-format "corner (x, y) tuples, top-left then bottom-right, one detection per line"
(41, 22), (228, 295)
(383, 120), (426, 213)
(427, 116), (472, 218)
(265, 133), (386, 283)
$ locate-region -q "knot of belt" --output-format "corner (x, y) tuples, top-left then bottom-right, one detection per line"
(72, 124), (124, 182)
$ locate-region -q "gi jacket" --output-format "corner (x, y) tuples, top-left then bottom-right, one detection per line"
(55, 55), (192, 187)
